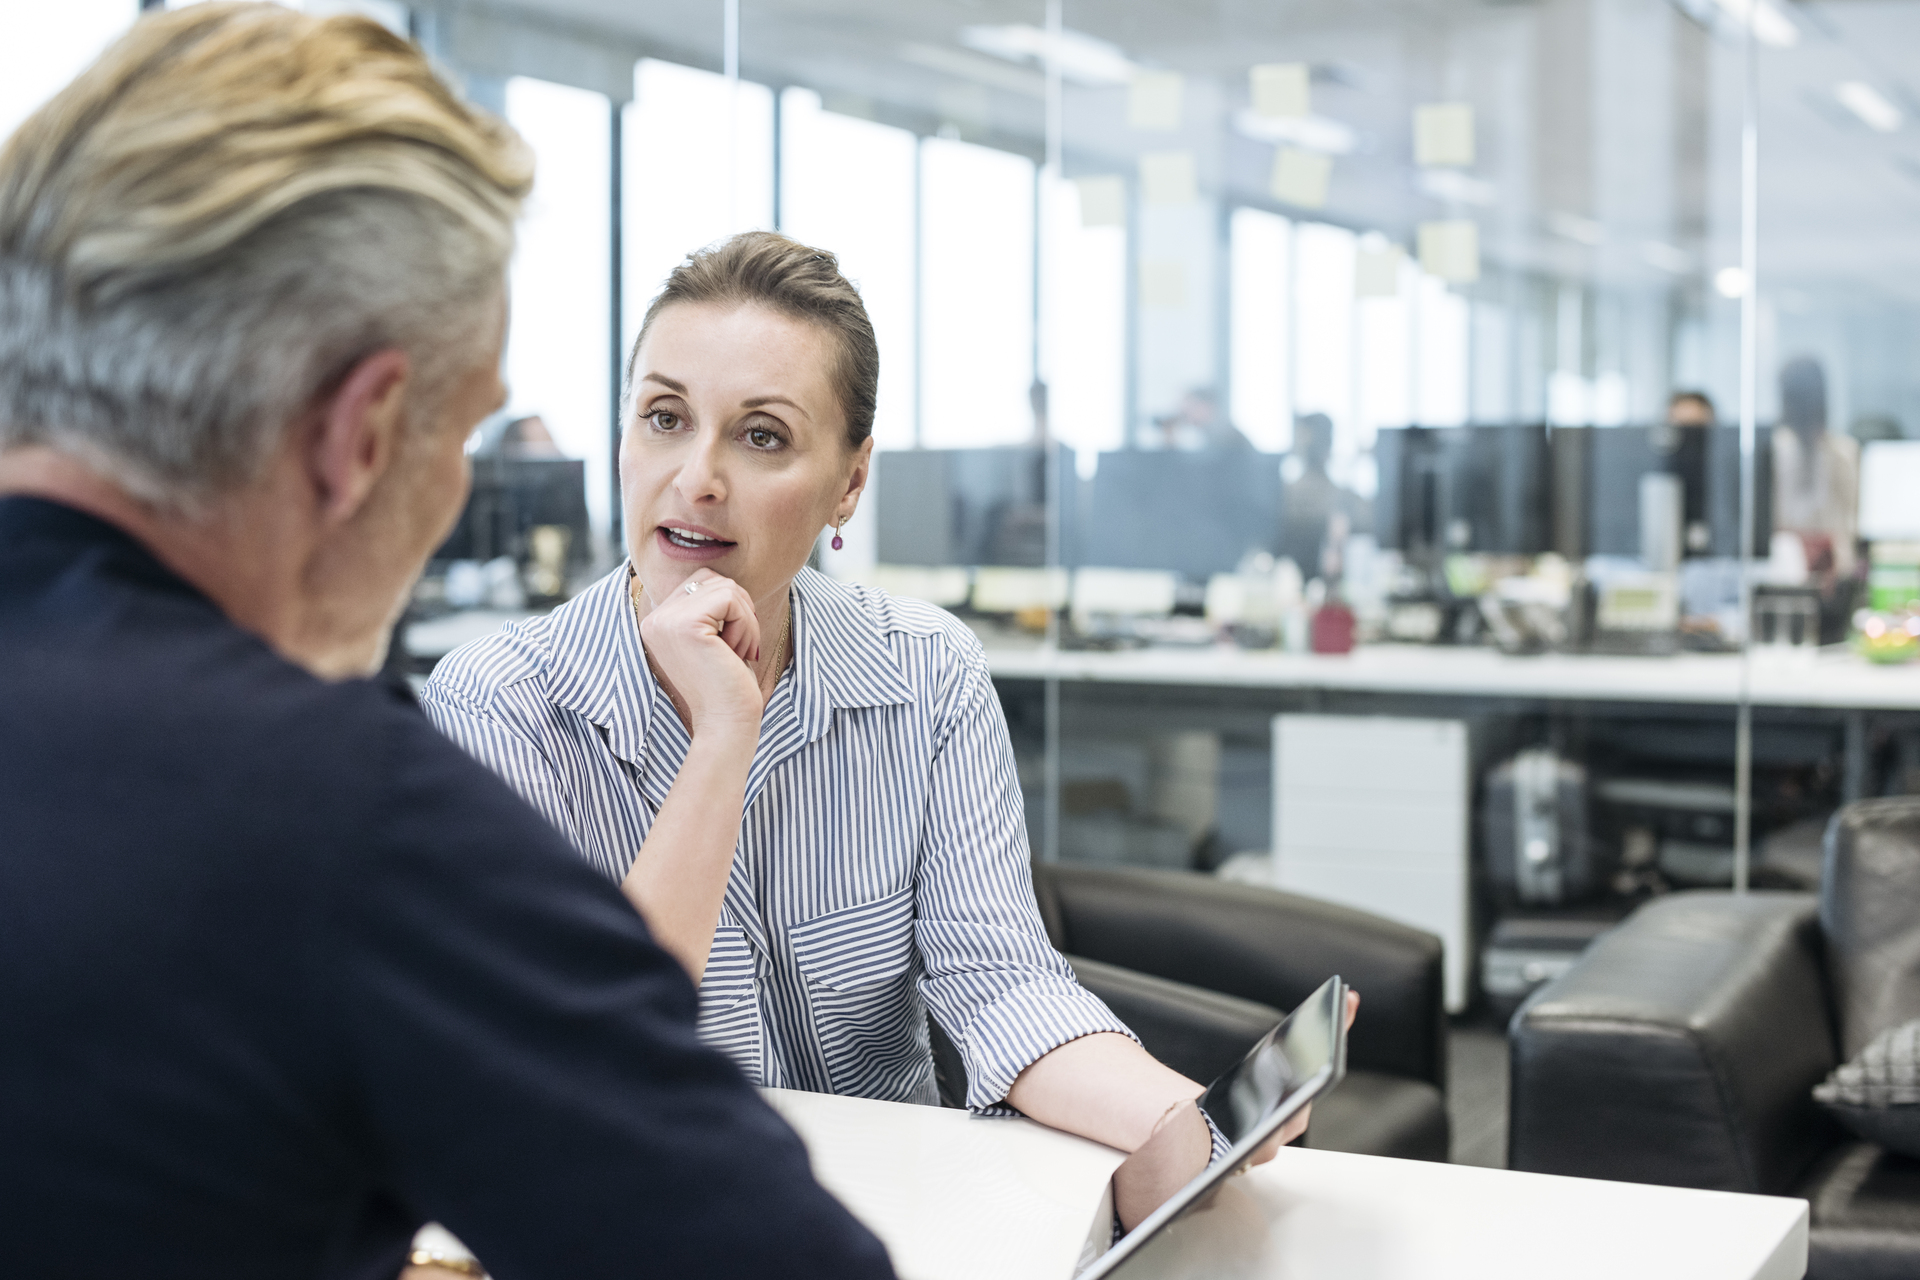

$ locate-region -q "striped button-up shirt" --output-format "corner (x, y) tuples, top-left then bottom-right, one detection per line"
(420, 564), (1130, 1110)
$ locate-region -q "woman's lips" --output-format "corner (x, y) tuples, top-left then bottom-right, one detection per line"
(655, 525), (736, 562)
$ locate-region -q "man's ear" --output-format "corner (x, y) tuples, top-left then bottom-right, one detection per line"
(308, 349), (411, 525)
(838, 436), (875, 521)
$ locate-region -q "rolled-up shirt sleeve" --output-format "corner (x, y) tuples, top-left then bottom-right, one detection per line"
(913, 648), (1135, 1112)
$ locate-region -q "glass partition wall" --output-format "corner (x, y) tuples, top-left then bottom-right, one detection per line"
(17, 0), (1918, 1011)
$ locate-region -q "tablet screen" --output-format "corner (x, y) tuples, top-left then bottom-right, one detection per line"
(1078, 975), (1347, 1280)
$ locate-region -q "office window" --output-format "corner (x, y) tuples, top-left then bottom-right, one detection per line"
(501, 77), (613, 539)
(1356, 251), (1413, 443)
(1229, 207), (1292, 454)
(1472, 301), (1512, 424)
(1042, 175), (1126, 456)
(779, 88), (918, 453)
(919, 136), (1035, 449)
(1294, 221), (1356, 450)
(623, 60), (775, 353)
(0, 1), (134, 144)
(1416, 275), (1470, 428)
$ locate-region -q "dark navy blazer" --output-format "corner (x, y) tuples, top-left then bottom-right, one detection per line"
(0, 497), (892, 1280)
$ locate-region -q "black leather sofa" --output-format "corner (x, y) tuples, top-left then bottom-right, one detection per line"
(1032, 862), (1450, 1161)
(1509, 798), (1920, 1280)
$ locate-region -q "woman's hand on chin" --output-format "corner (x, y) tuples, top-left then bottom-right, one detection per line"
(637, 569), (764, 737)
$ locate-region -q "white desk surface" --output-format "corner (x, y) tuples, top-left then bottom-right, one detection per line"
(762, 1087), (1122, 1280)
(983, 641), (1920, 711)
(768, 1088), (1808, 1280)
(406, 608), (1920, 712)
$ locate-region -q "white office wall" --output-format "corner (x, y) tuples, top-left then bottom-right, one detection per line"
(1042, 175), (1127, 456)
(1294, 222), (1357, 450)
(504, 76), (613, 539)
(622, 60), (775, 357)
(0, 2), (135, 145)
(1229, 207), (1293, 453)
(919, 136), (1035, 448)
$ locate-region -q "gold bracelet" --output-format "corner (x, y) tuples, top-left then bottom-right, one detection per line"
(407, 1248), (487, 1277)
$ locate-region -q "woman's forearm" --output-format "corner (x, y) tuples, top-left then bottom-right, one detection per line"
(620, 725), (757, 983)
(1004, 1032), (1203, 1153)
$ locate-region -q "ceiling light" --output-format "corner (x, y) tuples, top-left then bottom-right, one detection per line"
(1234, 108), (1356, 155)
(1418, 168), (1495, 206)
(1641, 241), (1693, 273)
(1548, 211), (1605, 246)
(1836, 81), (1904, 133)
(959, 24), (1135, 87)
(1714, 266), (1750, 298)
(1709, 0), (1800, 48)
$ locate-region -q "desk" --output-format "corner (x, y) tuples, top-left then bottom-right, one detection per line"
(769, 1088), (1809, 1280)
(983, 642), (1920, 711)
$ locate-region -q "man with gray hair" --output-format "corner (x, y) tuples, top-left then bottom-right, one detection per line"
(0, 6), (891, 1278)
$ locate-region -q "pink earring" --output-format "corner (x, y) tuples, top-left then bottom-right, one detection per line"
(831, 518), (845, 551)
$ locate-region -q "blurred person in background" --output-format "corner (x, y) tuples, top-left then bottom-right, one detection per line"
(0, 7), (892, 1278)
(1772, 355), (1860, 584)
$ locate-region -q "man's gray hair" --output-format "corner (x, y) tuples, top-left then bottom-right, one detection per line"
(0, 3), (532, 510)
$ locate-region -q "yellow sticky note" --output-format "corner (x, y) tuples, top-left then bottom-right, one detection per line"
(1075, 175), (1126, 228)
(1356, 243), (1405, 297)
(1250, 63), (1311, 119)
(1418, 220), (1479, 282)
(1139, 151), (1197, 206)
(1414, 102), (1475, 167)
(1140, 259), (1186, 309)
(1269, 147), (1331, 209)
(1128, 70), (1184, 131)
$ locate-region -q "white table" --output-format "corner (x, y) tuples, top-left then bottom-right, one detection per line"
(768, 1088), (1809, 1280)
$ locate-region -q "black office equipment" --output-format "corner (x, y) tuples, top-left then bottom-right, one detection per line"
(1373, 425), (1552, 557)
(1548, 425), (1770, 561)
(874, 445), (1078, 568)
(1083, 448), (1281, 581)
(1483, 748), (1601, 907)
(434, 457), (591, 570)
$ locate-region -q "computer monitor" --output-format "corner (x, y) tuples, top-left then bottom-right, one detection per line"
(1374, 424), (1551, 556)
(1553, 425), (1768, 560)
(434, 457), (591, 570)
(873, 445), (1079, 568)
(1083, 448), (1282, 581)
(1860, 440), (1920, 541)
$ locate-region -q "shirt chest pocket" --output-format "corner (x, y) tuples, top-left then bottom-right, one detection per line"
(788, 889), (928, 1096)
(695, 925), (763, 1082)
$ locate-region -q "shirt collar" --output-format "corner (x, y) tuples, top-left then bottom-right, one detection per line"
(542, 563), (916, 758)
(543, 566), (657, 765)
(785, 566), (917, 744)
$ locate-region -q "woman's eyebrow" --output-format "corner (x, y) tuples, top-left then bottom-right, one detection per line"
(741, 395), (812, 421)
(640, 373), (687, 393)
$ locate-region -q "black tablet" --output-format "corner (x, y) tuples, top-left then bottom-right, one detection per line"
(1076, 974), (1349, 1280)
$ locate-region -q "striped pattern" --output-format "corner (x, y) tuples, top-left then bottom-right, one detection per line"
(421, 564), (1131, 1110)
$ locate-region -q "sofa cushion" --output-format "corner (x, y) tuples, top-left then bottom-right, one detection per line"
(1793, 1141), (1920, 1280)
(1816, 1020), (1920, 1159)
(1824, 799), (1920, 1060)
